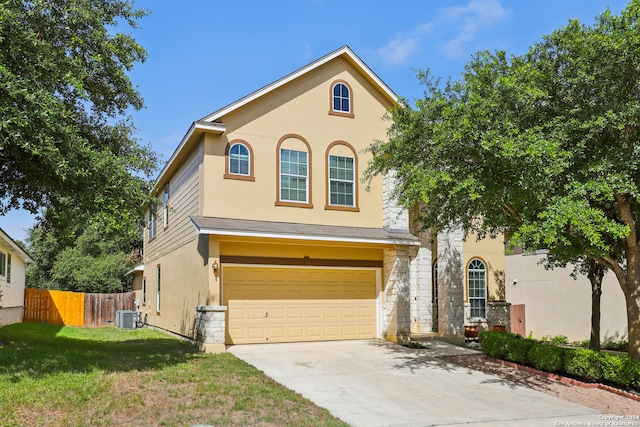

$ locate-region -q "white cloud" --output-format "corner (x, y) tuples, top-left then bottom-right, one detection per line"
(375, 0), (508, 66)
(440, 0), (509, 58)
(376, 22), (433, 67)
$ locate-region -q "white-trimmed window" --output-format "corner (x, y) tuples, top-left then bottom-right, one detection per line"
(0, 252), (5, 277)
(142, 277), (147, 304)
(156, 265), (161, 312)
(468, 259), (487, 319)
(328, 155), (355, 207)
(163, 185), (169, 228)
(229, 143), (250, 176)
(6, 254), (11, 284)
(148, 205), (156, 240)
(332, 82), (350, 113)
(280, 149), (308, 203)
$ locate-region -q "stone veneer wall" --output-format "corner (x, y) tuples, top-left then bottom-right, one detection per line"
(381, 171), (412, 343)
(382, 247), (411, 343)
(195, 305), (227, 353)
(437, 228), (465, 338)
(487, 301), (511, 331)
(409, 231), (434, 334)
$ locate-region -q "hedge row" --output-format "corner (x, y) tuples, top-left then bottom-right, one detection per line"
(478, 331), (640, 389)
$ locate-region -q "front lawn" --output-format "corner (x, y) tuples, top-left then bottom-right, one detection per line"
(0, 323), (347, 427)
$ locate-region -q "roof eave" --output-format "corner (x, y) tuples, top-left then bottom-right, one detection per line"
(152, 121), (226, 195)
(190, 219), (421, 247)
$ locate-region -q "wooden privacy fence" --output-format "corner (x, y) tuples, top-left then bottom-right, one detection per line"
(23, 289), (135, 327)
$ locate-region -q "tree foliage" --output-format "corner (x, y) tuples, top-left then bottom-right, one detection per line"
(366, 1), (640, 359)
(0, 0), (156, 232)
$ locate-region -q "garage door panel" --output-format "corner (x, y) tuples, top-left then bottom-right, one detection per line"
(224, 267), (377, 344)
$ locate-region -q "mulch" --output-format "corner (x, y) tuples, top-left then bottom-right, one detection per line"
(445, 353), (640, 415)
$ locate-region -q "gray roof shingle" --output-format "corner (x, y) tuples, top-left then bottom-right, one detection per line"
(190, 216), (420, 245)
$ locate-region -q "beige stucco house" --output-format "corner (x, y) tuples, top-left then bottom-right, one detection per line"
(138, 46), (507, 351)
(505, 251), (627, 342)
(0, 227), (33, 326)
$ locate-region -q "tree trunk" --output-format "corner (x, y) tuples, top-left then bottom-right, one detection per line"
(587, 260), (604, 352)
(625, 273), (640, 361)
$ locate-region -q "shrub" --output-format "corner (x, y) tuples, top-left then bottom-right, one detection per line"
(549, 335), (569, 346)
(479, 331), (511, 359)
(506, 336), (535, 365)
(478, 331), (640, 389)
(600, 353), (640, 387)
(528, 344), (566, 373)
(565, 348), (603, 382)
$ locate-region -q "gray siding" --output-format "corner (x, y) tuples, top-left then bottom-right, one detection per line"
(145, 142), (203, 263)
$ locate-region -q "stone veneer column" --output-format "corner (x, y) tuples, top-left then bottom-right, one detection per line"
(437, 228), (465, 338)
(409, 230), (433, 334)
(382, 247), (411, 343)
(381, 171), (412, 343)
(195, 305), (227, 353)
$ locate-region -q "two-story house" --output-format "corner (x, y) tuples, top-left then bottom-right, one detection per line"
(138, 46), (507, 352)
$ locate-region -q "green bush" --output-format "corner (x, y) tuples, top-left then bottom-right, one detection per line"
(506, 336), (535, 364)
(564, 348), (603, 382)
(478, 330), (511, 359)
(478, 331), (640, 389)
(528, 344), (566, 373)
(600, 353), (640, 387)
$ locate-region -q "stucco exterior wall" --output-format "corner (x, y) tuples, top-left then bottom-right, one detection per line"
(200, 57), (388, 229)
(505, 253), (627, 342)
(463, 232), (506, 303)
(141, 237), (211, 337)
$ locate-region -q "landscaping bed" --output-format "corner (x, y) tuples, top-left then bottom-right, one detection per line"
(479, 330), (640, 393)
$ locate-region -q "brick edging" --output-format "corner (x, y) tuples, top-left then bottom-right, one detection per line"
(487, 357), (640, 402)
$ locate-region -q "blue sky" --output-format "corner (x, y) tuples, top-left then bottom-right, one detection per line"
(3, 0), (630, 241)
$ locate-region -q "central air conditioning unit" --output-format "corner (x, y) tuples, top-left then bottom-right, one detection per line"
(116, 310), (137, 329)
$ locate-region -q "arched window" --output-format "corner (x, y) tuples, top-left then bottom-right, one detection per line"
(468, 258), (487, 319)
(325, 141), (358, 211)
(276, 134), (313, 208)
(224, 140), (255, 181)
(329, 80), (354, 117)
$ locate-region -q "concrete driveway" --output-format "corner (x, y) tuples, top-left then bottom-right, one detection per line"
(229, 339), (607, 427)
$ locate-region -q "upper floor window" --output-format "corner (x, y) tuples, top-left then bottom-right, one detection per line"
(325, 141), (358, 211)
(224, 140), (255, 181)
(280, 149), (308, 203)
(276, 135), (313, 208)
(163, 185), (169, 228)
(468, 258), (487, 320)
(328, 155), (354, 206)
(148, 205), (157, 241)
(0, 252), (5, 277)
(329, 80), (354, 118)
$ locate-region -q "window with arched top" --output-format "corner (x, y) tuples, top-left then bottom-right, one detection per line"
(325, 141), (358, 211)
(329, 80), (354, 118)
(276, 134), (313, 208)
(468, 258), (487, 320)
(224, 140), (255, 181)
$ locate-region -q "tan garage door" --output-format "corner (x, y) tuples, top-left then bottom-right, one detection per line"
(223, 266), (377, 344)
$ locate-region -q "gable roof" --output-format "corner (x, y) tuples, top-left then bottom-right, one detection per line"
(152, 46), (397, 193)
(199, 45), (398, 123)
(0, 227), (34, 263)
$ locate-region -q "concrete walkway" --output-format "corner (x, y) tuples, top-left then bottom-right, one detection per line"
(229, 339), (610, 427)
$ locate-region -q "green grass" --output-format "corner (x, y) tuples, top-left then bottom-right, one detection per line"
(0, 323), (347, 427)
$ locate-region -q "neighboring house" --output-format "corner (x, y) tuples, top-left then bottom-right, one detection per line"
(140, 46), (507, 351)
(0, 227), (33, 326)
(505, 251), (627, 342)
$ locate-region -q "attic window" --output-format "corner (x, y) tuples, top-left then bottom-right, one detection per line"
(329, 80), (354, 118)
